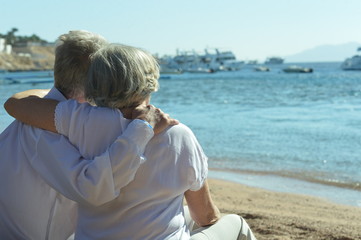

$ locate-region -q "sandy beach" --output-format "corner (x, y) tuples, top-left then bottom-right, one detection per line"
(207, 178), (361, 240)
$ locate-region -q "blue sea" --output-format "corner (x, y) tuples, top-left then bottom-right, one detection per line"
(1, 62), (360, 207)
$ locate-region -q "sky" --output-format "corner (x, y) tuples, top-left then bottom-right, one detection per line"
(1, 0), (361, 61)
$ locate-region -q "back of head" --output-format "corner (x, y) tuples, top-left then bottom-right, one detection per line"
(54, 30), (108, 99)
(86, 44), (160, 108)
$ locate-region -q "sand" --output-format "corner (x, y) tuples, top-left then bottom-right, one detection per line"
(207, 178), (361, 240)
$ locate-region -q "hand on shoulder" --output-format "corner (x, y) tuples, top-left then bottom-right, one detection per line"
(130, 104), (179, 135)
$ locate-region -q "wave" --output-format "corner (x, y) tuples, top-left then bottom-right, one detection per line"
(209, 167), (361, 192)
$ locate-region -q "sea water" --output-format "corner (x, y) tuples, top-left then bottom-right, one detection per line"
(1, 63), (360, 207)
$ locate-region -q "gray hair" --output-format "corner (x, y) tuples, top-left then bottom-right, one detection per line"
(85, 44), (159, 109)
(54, 30), (108, 98)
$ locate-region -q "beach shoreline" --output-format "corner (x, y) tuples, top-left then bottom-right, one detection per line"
(209, 169), (361, 208)
(207, 178), (361, 240)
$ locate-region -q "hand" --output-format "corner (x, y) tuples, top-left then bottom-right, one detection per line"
(131, 105), (179, 134)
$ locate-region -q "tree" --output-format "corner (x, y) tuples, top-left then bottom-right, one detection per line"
(6, 28), (19, 45)
(0, 28), (48, 45)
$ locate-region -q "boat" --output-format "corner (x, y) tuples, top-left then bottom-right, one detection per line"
(247, 60), (258, 65)
(183, 67), (215, 73)
(158, 48), (243, 73)
(341, 47), (361, 70)
(265, 57), (284, 64)
(202, 48), (244, 71)
(283, 65), (313, 73)
(254, 66), (270, 72)
(159, 65), (182, 74)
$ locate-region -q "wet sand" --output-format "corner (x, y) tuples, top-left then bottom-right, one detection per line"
(208, 178), (361, 240)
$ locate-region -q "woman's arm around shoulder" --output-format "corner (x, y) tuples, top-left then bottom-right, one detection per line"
(4, 89), (59, 133)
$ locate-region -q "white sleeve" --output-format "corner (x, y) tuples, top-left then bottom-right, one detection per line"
(26, 100), (154, 206)
(30, 123), (153, 206)
(186, 131), (208, 191)
(172, 125), (208, 191)
(54, 99), (154, 157)
(55, 100), (154, 189)
(55, 100), (153, 156)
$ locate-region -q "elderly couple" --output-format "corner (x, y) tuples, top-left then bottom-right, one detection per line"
(0, 30), (257, 240)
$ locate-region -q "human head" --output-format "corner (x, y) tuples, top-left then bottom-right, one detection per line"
(85, 43), (159, 109)
(54, 30), (108, 99)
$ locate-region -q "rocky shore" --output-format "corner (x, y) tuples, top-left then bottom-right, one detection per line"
(0, 46), (55, 71)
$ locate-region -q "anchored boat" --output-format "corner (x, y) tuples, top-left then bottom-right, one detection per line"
(283, 65), (313, 73)
(341, 47), (361, 70)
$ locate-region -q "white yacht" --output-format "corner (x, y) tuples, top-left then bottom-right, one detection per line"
(202, 48), (244, 71)
(158, 48), (243, 73)
(265, 57), (284, 64)
(341, 47), (361, 70)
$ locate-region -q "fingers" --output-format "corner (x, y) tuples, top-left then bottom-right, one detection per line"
(131, 103), (179, 134)
(147, 104), (155, 110)
(130, 104), (154, 120)
(156, 108), (179, 125)
(162, 113), (179, 125)
(155, 107), (162, 114)
(169, 119), (179, 125)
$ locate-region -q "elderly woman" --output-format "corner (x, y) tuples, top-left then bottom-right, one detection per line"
(5, 44), (256, 240)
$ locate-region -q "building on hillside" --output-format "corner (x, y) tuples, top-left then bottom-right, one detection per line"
(5, 44), (12, 54)
(14, 41), (55, 47)
(0, 38), (4, 52)
(0, 38), (12, 54)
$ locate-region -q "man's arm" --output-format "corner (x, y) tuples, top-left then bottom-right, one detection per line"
(26, 123), (152, 206)
(184, 180), (221, 227)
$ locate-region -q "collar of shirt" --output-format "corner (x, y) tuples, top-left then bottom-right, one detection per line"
(45, 87), (67, 101)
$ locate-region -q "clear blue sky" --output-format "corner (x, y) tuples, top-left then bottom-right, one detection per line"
(1, 0), (361, 61)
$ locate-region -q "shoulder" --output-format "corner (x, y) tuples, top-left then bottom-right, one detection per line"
(56, 100), (124, 123)
(158, 123), (208, 190)
(55, 100), (128, 136)
(57, 100), (118, 115)
(153, 123), (202, 155)
(161, 123), (196, 142)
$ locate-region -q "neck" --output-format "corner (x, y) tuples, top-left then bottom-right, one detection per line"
(120, 97), (150, 119)
(120, 108), (133, 119)
(65, 92), (86, 103)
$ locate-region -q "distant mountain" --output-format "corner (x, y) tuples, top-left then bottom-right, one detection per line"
(285, 42), (361, 63)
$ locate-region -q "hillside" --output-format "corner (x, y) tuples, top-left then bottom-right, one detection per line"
(0, 46), (55, 71)
(285, 42), (361, 63)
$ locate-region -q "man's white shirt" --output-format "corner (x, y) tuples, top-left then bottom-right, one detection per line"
(0, 87), (154, 239)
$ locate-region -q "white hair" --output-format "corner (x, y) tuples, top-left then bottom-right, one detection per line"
(85, 43), (159, 108)
(54, 30), (108, 98)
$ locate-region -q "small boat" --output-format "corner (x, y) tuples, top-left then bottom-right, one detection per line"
(283, 65), (313, 73)
(247, 60), (258, 65)
(341, 47), (361, 70)
(254, 66), (270, 72)
(184, 67), (215, 73)
(265, 57), (284, 64)
(159, 65), (182, 74)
